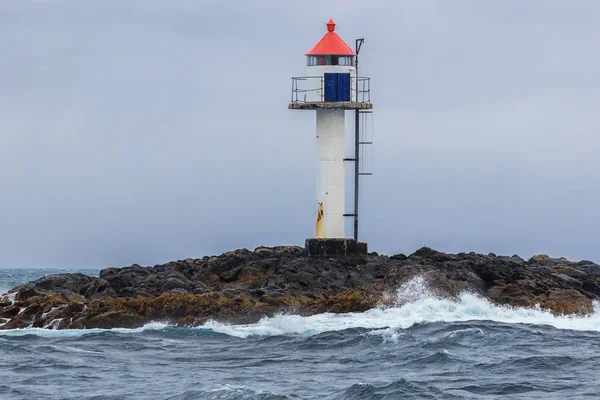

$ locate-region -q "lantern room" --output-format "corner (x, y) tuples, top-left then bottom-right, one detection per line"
(289, 20), (371, 107)
(307, 55), (355, 67)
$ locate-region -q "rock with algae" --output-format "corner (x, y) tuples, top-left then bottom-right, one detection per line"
(1, 246), (600, 330)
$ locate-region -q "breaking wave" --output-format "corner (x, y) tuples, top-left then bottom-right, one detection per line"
(200, 277), (600, 338)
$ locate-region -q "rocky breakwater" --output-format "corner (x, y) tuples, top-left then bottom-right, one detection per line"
(2, 247), (600, 330)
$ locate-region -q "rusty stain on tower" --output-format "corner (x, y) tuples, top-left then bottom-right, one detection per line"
(316, 202), (324, 238)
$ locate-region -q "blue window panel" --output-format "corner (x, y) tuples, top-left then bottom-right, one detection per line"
(324, 73), (338, 102)
(337, 73), (351, 102)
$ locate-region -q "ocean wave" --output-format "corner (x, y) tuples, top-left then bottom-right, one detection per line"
(199, 277), (600, 338)
(330, 379), (454, 400)
(164, 385), (288, 400)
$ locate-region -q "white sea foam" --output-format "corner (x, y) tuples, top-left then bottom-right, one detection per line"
(43, 318), (63, 330)
(41, 307), (60, 319)
(199, 277), (600, 338)
(0, 321), (170, 337)
(0, 291), (15, 304)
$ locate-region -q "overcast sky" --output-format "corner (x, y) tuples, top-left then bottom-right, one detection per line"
(1, 1), (599, 268)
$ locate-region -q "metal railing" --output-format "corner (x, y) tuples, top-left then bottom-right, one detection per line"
(290, 76), (371, 104)
(291, 76), (323, 103)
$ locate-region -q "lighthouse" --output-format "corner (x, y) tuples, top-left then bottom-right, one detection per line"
(290, 19), (372, 255)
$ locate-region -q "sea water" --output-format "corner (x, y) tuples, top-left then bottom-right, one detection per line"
(1, 269), (600, 399)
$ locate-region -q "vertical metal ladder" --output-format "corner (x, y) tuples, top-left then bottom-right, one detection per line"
(343, 38), (374, 242)
(344, 109), (374, 241)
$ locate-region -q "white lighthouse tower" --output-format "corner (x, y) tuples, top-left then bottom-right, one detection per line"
(289, 19), (372, 253)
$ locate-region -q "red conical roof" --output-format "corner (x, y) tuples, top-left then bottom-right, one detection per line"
(306, 19), (355, 56)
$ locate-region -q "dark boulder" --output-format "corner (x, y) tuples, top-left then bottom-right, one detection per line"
(585, 264), (600, 277)
(161, 277), (193, 293)
(82, 279), (117, 300)
(409, 247), (452, 262)
(15, 288), (40, 301)
(83, 310), (147, 329)
(100, 264), (150, 292)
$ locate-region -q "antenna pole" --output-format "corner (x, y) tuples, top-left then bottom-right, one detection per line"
(353, 38), (364, 241)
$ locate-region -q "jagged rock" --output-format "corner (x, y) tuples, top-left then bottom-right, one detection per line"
(59, 290), (86, 303)
(100, 265), (150, 292)
(2, 305), (21, 318)
(161, 277), (193, 293)
(553, 273), (582, 288)
(529, 254), (550, 263)
(254, 247), (276, 257)
(585, 264), (600, 277)
(15, 288), (40, 301)
(499, 255), (525, 265)
(82, 279), (117, 299)
(2, 246), (600, 330)
(84, 310), (146, 329)
(409, 247), (452, 262)
(546, 289), (593, 314)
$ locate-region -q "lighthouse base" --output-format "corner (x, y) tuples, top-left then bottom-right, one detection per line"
(305, 238), (368, 257)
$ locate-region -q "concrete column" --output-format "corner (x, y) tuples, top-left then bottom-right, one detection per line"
(316, 109), (345, 238)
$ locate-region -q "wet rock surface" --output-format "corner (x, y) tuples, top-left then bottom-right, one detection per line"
(2, 246), (600, 330)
